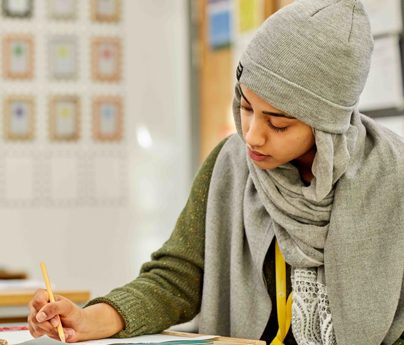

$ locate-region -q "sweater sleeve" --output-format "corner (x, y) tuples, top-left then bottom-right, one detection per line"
(85, 138), (228, 338)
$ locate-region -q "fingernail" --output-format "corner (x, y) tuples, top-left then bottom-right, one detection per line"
(36, 312), (47, 322)
(50, 318), (58, 327)
(65, 329), (75, 339)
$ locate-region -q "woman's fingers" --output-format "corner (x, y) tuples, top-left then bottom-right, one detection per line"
(36, 298), (73, 322)
(30, 289), (49, 311)
(28, 318), (58, 339)
(64, 328), (78, 343)
(28, 289), (51, 338)
(28, 304), (57, 338)
(28, 289), (75, 339)
(28, 289), (83, 341)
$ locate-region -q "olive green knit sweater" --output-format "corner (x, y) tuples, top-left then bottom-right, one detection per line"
(86, 138), (403, 345)
(86, 138), (227, 338)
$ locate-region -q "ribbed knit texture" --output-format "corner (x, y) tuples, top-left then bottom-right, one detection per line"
(85, 136), (298, 343)
(239, 0), (374, 133)
(85, 138), (227, 338)
(85, 134), (404, 345)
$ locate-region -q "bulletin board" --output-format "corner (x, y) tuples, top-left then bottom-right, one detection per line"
(197, 0), (404, 162)
(0, 0), (127, 207)
(198, 0), (278, 161)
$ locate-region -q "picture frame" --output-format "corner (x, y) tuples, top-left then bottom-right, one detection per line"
(3, 35), (34, 79)
(4, 96), (35, 141)
(49, 96), (80, 141)
(2, 0), (33, 18)
(48, 36), (78, 80)
(92, 96), (123, 141)
(91, 0), (121, 23)
(91, 37), (121, 82)
(47, 0), (77, 20)
(207, 0), (233, 50)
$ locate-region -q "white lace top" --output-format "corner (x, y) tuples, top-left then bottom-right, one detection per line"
(291, 268), (337, 345)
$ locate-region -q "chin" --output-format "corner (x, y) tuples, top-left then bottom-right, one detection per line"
(251, 160), (279, 170)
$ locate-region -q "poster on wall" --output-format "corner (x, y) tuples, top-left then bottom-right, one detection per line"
(237, 0), (261, 33)
(4, 96), (35, 141)
(3, 35), (34, 79)
(207, 0), (233, 50)
(2, 0), (33, 18)
(92, 37), (121, 81)
(92, 96), (123, 141)
(49, 96), (80, 141)
(48, 0), (77, 20)
(91, 0), (121, 22)
(48, 36), (78, 80)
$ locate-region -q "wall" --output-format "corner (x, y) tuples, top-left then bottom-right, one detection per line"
(0, 0), (192, 298)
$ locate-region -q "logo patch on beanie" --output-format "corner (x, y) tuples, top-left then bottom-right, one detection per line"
(236, 62), (243, 81)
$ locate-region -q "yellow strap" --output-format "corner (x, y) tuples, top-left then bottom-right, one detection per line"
(270, 242), (293, 345)
(270, 338), (284, 345)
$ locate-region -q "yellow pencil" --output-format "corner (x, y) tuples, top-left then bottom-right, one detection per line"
(40, 262), (66, 343)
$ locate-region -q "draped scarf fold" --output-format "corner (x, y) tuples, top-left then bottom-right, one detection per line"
(234, 83), (359, 269)
(233, 81), (360, 343)
(198, 84), (404, 345)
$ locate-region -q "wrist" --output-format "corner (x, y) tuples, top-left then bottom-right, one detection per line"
(81, 303), (125, 340)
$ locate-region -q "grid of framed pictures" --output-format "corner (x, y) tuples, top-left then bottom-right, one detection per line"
(0, 0), (124, 143)
(0, 0), (126, 207)
(2, 0), (121, 21)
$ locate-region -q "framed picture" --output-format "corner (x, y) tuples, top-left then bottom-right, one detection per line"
(91, 37), (121, 82)
(48, 0), (77, 20)
(92, 96), (123, 141)
(208, 0), (233, 50)
(3, 35), (34, 79)
(2, 0), (33, 18)
(49, 96), (80, 141)
(48, 36), (78, 80)
(237, 0), (261, 33)
(4, 96), (35, 141)
(91, 0), (121, 22)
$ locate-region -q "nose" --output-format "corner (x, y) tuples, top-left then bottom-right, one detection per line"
(244, 115), (266, 148)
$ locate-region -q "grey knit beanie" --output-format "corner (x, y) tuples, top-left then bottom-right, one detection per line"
(237, 0), (374, 134)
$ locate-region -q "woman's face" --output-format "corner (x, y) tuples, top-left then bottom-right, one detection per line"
(240, 84), (315, 170)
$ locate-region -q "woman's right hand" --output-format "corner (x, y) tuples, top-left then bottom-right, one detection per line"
(28, 289), (86, 342)
(28, 289), (125, 343)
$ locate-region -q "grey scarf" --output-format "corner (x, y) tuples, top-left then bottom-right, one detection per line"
(236, 79), (356, 344)
(199, 0), (403, 343)
(199, 107), (404, 345)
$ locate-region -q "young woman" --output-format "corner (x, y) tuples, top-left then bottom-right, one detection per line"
(28, 0), (404, 344)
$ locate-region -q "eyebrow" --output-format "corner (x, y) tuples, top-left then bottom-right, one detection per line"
(262, 111), (292, 118)
(238, 85), (294, 119)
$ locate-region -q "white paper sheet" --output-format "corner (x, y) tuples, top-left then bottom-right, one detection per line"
(0, 330), (33, 344)
(1, 330), (216, 345)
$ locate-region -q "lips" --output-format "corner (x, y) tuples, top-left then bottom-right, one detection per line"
(248, 149), (270, 162)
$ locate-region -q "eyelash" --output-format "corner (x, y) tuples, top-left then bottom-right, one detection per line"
(240, 105), (288, 133)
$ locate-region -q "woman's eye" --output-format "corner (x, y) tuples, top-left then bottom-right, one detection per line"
(240, 105), (252, 112)
(268, 121), (287, 133)
(240, 104), (288, 133)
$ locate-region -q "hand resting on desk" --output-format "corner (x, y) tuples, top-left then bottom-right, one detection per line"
(28, 289), (125, 343)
